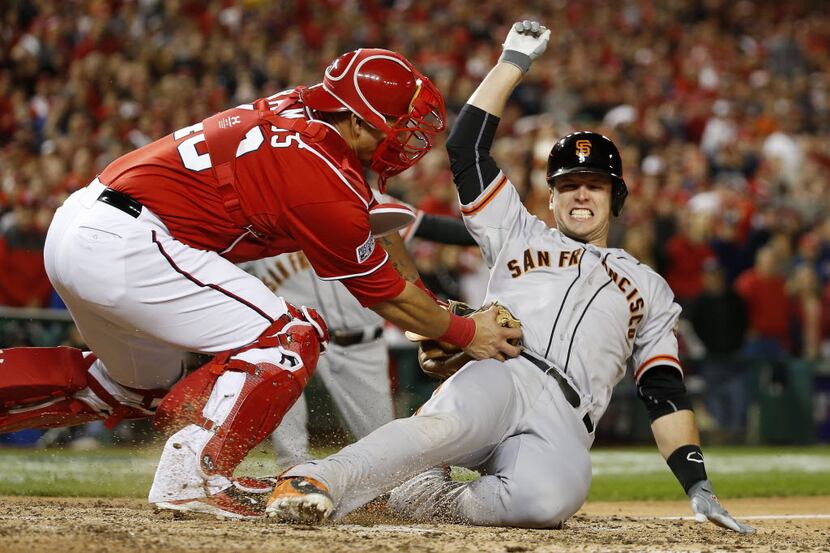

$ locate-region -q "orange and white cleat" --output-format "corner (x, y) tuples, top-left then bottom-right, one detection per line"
(265, 476), (334, 523)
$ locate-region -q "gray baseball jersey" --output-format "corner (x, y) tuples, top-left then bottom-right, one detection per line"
(463, 171), (682, 425)
(285, 170), (683, 527)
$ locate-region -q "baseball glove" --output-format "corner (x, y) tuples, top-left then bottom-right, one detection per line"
(406, 301), (522, 380)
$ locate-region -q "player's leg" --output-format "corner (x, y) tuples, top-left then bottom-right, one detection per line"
(466, 414), (592, 528)
(149, 317), (326, 517)
(271, 339), (392, 470)
(266, 358), (519, 521)
(387, 374), (593, 528)
(315, 339), (394, 439)
(389, 433), (591, 528)
(271, 392), (312, 469)
(118, 228), (329, 513)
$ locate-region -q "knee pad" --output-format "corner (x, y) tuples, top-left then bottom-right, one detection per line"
(153, 306), (327, 477)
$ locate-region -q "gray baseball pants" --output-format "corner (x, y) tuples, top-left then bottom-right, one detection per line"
(284, 356), (594, 528)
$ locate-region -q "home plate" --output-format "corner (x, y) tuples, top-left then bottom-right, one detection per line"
(339, 524), (444, 535)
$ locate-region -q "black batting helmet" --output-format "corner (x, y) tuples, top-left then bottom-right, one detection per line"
(546, 131), (628, 216)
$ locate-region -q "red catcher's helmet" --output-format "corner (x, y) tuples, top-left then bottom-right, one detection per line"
(301, 48), (446, 191)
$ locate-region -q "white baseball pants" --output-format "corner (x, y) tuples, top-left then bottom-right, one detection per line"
(43, 179), (287, 390)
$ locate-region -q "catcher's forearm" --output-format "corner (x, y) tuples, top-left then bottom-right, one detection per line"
(371, 282), (455, 339)
(650, 410), (700, 459)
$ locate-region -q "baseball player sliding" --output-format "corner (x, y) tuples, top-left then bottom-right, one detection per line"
(265, 22), (755, 534)
(0, 49), (520, 519)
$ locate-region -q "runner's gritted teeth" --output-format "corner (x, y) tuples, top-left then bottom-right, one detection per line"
(570, 208), (593, 219)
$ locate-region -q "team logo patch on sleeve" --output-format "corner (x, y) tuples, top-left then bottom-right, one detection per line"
(356, 234), (376, 263)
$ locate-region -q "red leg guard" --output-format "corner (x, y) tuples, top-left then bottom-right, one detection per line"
(0, 347), (97, 433)
(0, 347), (92, 403)
(0, 347), (156, 433)
(153, 320), (324, 478)
(151, 357), (224, 435)
(200, 360), (306, 475)
(0, 398), (104, 434)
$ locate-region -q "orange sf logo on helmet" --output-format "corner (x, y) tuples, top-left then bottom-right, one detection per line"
(575, 139), (592, 161)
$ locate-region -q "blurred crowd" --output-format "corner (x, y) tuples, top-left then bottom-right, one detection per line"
(1, 1), (829, 436)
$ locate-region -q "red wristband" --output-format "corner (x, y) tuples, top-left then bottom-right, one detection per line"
(438, 313), (476, 349)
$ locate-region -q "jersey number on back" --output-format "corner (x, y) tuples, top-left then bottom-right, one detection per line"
(172, 107), (266, 172)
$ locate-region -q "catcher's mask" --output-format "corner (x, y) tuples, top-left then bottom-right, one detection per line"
(301, 48), (446, 191)
(546, 131), (628, 216)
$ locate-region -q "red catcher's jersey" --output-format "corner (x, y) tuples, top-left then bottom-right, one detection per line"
(98, 89), (404, 307)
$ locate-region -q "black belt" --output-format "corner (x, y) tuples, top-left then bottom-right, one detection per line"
(331, 326), (383, 347)
(520, 352), (594, 434)
(98, 188), (143, 218)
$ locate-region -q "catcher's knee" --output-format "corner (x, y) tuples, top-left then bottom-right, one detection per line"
(152, 304), (329, 476)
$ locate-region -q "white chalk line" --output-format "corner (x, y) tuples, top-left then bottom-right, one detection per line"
(656, 514), (830, 521)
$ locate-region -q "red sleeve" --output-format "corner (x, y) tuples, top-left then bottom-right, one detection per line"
(285, 200), (405, 307)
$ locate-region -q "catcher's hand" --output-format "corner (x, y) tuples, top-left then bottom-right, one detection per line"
(500, 20), (551, 73)
(688, 480), (756, 534)
(410, 301), (522, 380)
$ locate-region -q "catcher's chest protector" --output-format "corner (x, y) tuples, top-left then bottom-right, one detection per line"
(200, 96), (329, 242)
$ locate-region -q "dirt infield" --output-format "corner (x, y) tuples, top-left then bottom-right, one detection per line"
(0, 496), (827, 553)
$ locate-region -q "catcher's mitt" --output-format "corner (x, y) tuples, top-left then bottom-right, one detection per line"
(407, 301), (521, 380)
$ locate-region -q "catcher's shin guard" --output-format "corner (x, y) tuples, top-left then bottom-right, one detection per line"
(153, 308), (328, 478)
(0, 347), (157, 433)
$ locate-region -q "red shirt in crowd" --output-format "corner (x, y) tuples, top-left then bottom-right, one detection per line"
(663, 234), (715, 303)
(734, 268), (791, 348)
(99, 89), (403, 307)
(0, 232), (51, 307)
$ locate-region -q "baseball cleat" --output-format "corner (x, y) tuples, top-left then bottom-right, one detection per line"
(265, 476), (334, 524)
(153, 476), (276, 520)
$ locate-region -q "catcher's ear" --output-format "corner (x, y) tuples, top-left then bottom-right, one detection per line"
(548, 188), (555, 210)
(350, 114), (363, 135)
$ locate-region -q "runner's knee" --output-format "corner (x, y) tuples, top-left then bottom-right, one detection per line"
(497, 469), (590, 528)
